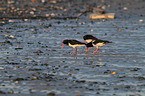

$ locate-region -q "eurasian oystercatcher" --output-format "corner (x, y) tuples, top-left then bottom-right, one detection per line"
(84, 35), (112, 53)
(61, 39), (86, 54)
(83, 35), (98, 43)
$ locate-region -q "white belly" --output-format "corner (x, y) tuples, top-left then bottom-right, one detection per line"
(96, 43), (105, 47)
(69, 43), (85, 48)
(86, 39), (93, 43)
(93, 43), (105, 47)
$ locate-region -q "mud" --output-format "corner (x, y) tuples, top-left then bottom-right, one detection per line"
(0, 0), (145, 96)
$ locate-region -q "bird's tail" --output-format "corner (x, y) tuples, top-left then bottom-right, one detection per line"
(103, 40), (112, 44)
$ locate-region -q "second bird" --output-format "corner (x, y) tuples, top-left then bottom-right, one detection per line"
(84, 35), (112, 53)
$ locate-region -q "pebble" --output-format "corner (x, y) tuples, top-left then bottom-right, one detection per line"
(110, 72), (116, 74)
(139, 19), (144, 22)
(0, 67), (4, 69)
(123, 7), (128, 10)
(9, 35), (14, 38)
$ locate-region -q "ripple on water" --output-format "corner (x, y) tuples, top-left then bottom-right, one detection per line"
(0, 17), (145, 96)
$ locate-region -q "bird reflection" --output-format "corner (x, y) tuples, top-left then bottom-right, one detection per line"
(73, 56), (77, 59)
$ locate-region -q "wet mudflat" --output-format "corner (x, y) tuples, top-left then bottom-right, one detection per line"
(0, 0), (145, 96)
(0, 17), (145, 96)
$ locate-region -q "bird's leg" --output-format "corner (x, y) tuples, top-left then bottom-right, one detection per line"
(76, 48), (77, 54)
(85, 47), (89, 53)
(97, 47), (99, 54)
(93, 47), (99, 53)
(93, 48), (98, 53)
(73, 48), (75, 54)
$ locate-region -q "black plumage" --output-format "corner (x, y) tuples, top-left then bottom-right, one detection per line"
(63, 39), (85, 45)
(61, 39), (86, 54)
(83, 35), (97, 41)
(84, 35), (112, 53)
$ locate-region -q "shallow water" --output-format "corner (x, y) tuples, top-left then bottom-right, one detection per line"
(0, 17), (145, 96)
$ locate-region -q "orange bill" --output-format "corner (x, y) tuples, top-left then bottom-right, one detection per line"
(61, 43), (64, 49)
(83, 40), (85, 43)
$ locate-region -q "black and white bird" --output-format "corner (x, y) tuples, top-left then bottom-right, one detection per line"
(61, 39), (86, 54)
(84, 35), (112, 53)
(83, 35), (98, 43)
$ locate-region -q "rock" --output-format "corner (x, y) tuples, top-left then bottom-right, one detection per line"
(0, 90), (6, 94)
(90, 13), (115, 19)
(47, 92), (55, 96)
